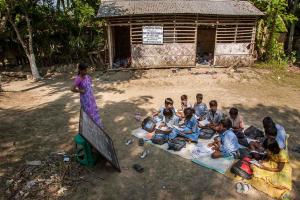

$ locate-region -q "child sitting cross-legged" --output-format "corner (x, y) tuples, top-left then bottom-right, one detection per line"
(153, 98), (177, 119)
(170, 107), (200, 143)
(155, 108), (180, 140)
(210, 118), (240, 159)
(158, 108), (180, 129)
(177, 95), (193, 118)
(194, 93), (208, 121)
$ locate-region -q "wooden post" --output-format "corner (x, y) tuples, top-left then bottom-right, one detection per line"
(194, 24), (198, 66)
(130, 24), (133, 67)
(234, 24), (238, 43)
(251, 25), (256, 55)
(213, 23), (218, 66)
(107, 25), (113, 69)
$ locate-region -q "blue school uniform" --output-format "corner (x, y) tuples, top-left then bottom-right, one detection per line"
(158, 106), (177, 117)
(275, 124), (287, 149)
(170, 116), (200, 142)
(219, 129), (240, 157)
(194, 103), (208, 118)
(207, 110), (223, 124)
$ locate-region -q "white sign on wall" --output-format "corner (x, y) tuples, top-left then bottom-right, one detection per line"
(142, 26), (163, 44)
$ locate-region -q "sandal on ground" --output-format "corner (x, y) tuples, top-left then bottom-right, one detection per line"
(236, 182), (243, 194)
(242, 183), (250, 193)
(125, 138), (134, 145)
(133, 164), (144, 173)
(140, 150), (150, 159)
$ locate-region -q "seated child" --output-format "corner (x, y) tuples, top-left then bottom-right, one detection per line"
(229, 107), (244, 133)
(180, 94), (193, 110)
(210, 118), (240, 159)
(177, 95), (193, 118)
(249, 125), (277, 153)
(204, 100), (223, 129)
(249, 116), (287, 152)
(153, 98), (177, 118)
(250, 140), (292, 198)
(262, 117), (287, 149)
(155, 109), (180, 139)
(159, 108), (180, 128)
(170, 107), (200, 143)
(194, 93), (208, 120)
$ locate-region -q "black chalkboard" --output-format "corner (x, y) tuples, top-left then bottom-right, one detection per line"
(79, 108), (121, 172)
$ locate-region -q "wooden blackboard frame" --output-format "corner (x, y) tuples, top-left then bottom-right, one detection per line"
(79, 108), (121, 172)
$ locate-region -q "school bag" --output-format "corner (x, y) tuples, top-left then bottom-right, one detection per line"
(199, 128), (215, 140)
(168, 139), (186, 151)
(234, 148), (251, 159)
(230, 157), (253, 180)
(151, 134), (167, 145)
(142, 117), (156, 133)
(244, 126), (264, 139)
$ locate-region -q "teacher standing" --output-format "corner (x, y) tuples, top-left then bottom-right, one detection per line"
(71, 63), (103, 128)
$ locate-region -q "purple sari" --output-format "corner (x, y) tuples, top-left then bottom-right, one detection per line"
(74, 75), (103, 128)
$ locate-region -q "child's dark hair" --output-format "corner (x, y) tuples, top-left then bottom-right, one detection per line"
(265, 126), (277, 137)
(181, 95), (188, 101)
(196, 93), (203, 99)
(163, 108), (173, 118)
(78, 63), (88, 75)
(263, 140), (280, 154)
(220, 118), (232, 129)
(165, 98), (174, 106)
(229, 107), (238, 116)
(184, 107), (193, 120)
(263, 116), (275, 130)
(209, 100), (218, 107)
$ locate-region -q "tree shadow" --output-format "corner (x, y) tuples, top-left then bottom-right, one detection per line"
(222, 103), (300, 199)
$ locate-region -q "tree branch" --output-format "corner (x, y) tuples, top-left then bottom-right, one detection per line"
(7, 14), (29, 57)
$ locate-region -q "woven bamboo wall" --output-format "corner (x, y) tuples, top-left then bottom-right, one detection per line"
(132, 43), (196, 67)
(215, 55), (255, 67)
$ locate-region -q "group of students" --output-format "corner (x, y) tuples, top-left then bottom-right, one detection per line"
(153, 94), (287, 161)
(153, 94), (292, 197)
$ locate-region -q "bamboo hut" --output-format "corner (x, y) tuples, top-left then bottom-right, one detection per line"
(97, 0), (264, 69)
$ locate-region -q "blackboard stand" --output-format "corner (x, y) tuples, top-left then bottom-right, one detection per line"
(79, 108), (121, 172)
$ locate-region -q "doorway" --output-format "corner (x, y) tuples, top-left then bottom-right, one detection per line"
(196, 26), (216, 65)
(112, 26), (131, 68)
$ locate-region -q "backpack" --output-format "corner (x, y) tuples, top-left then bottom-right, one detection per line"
(199, 128), (215, 140)
(230, 157), (253, 180)
(244, 126), (264, 139)
(151, 134), (167, 145)
(168, 139), (186, 151)
(142, 117), (156, 133)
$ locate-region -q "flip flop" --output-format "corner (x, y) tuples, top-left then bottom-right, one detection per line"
(140, 150), (150, 159)
(242, 183), (250, 193)
(125, 139), (134, 145)
(236, 182), (243, 194)
(133, 164), (144, 173)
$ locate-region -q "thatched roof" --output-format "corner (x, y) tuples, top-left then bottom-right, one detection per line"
(97, 0), (264, 18)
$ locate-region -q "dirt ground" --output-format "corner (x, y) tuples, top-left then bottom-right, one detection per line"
(1, 67), (300, 200)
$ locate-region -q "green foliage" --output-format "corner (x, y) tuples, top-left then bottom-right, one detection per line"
(250, 0), (298, 63)
(0, 0), (105, 67)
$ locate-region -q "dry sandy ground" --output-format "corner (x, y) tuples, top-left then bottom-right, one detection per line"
(1, 67), (300, 200)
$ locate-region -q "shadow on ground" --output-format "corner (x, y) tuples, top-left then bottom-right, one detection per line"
(1, 77), (300, 200)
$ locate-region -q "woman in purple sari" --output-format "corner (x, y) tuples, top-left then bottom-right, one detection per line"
(71, 63), (103, 128)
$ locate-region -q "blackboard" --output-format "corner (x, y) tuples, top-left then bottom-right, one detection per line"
(79, 108), (121, 172)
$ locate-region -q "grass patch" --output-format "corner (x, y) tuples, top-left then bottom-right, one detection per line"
(252, 61), (300, 88)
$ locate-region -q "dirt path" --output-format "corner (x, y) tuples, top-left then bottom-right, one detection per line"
(1, 67), (300, 200)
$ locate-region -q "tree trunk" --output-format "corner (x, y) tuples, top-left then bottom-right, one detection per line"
(287, 0), (299, 54)
(25, 13), (41, 80)
(0, 74), (3, 92)
(266, 10), (278, 60)
(28, 53), (40, 79)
